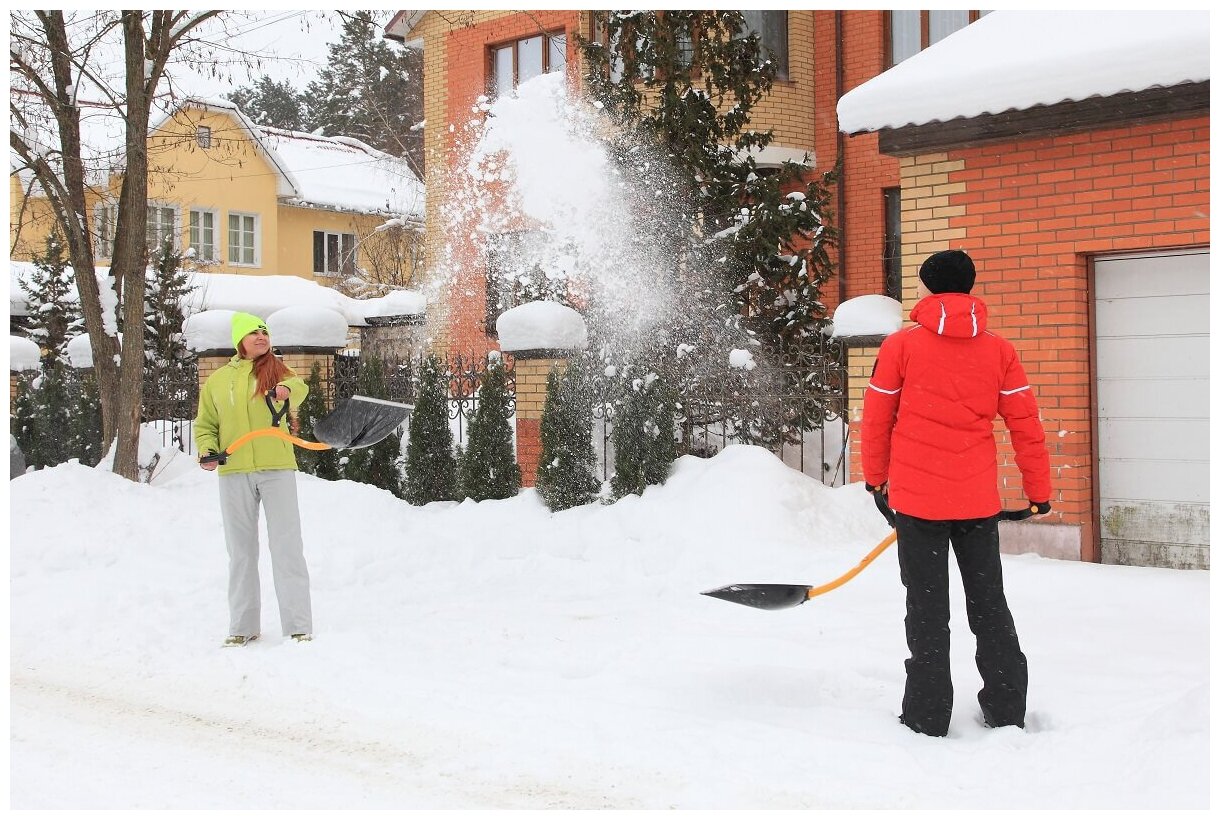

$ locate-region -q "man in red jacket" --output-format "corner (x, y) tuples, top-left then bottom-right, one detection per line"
(862, 249), (1052, 737)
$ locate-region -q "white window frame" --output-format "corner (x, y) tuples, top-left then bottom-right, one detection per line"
(196, 125), (212, 149)
(93, 202), (118, 259)
(489, 30), (567, 97)
(189, 207), (220, 263)
(146, 202), (179, 253)
(312, 230), (357, 277)
(227, 211), (260, 267)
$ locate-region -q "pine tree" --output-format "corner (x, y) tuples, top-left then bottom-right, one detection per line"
(404, 354), (457, 505)
(144, 238), (196, 420)
(226, 76), (307, 131)
(611, 367), (677, 500)
(458, 357), (520, 501)
(581, 12), (839, 447)
(21, 233), (81, 369)
(344, 356), (404, 495)
(536, 361), (599, 511)
(67, 369), (104, 467)
(11, 373), (39, 470)
(304, 10), (425, 173)
(21, 362), (75, 470)
(296, 361), (342, 480)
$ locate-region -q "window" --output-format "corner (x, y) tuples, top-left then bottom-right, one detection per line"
(883, 188), (902, 301)
(93, 203), (117, 259)
(887, 10), (989, 66)
(489, 31), (567, 96)
(313, 230), (356, 277)
(741, 11), (788, 79)
(196, 125), (211, 148)
(228, 212), (258, 266)
(485, 231), (564, 333)
(189, 209), (219, 262)
(146, 204), (177, 252)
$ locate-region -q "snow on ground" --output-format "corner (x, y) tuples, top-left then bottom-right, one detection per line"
(8, 446), (1210, 809)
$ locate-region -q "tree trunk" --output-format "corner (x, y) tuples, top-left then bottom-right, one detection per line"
(38, 12), (124, 457)
(106, 11), (156, 480)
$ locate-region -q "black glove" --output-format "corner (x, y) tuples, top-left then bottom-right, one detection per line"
(1028, 500), (1051, 515)
(866, 482), (896, 527)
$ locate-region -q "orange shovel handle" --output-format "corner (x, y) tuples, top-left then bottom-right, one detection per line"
(805, 530), (898, 600)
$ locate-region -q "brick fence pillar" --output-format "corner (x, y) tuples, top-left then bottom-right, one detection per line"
(511, 352), (574, 488)
(840, 337), (885, 485)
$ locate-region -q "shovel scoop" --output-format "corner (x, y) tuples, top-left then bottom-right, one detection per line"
(314, 395), (411, 449)
(200, 394), (410, 465)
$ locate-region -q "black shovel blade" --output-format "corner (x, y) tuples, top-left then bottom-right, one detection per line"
(314, 395), (410, 449)
(701, 583), (813, 611)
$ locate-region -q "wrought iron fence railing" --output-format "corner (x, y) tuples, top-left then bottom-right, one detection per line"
(134, 340), (847, 486)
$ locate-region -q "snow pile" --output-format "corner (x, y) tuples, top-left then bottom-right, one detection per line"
(728, 348), (757, 370)
(65, 333), (102, 368)
(267, 306), (349, 348)
(10, 335), (41, 370)
(831, 294), (905, 338)
(838, 11), (1210, 133)
(8, 445), (1209, 809)
(183, 310), (236, 353)
(496, 300), (588, 352)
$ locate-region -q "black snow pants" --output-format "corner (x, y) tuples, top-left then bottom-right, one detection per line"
(894, 512), (1028, 737)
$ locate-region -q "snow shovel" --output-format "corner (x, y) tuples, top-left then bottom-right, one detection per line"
(700, 493), (1043, 611)
(199, 393), (410, 466)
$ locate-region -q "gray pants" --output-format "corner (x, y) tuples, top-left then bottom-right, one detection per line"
(219, 470), (312, 637)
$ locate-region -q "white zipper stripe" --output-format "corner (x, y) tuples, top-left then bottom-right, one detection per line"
(970, 303), (979, 337)
(1000, 385), (1031, 395)
(869, 382), (902, 395)
(937, 302), (947, 335)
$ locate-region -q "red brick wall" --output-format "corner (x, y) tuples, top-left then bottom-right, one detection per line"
(813, 10), (904, 311)
(850, 114), (1209, 561)
(441, 11), (582, 358)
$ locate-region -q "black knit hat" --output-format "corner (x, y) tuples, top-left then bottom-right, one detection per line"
(919, 250), (976, 294)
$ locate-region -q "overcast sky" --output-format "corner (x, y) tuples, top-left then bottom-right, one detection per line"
(167, 10), (354, 99)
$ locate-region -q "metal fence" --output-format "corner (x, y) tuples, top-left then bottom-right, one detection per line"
(139, 340), (847, 486)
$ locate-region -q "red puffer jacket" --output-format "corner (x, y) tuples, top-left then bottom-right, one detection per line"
(862, 293), (1051, 520)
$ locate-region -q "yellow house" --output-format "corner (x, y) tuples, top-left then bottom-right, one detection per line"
(10, 98), (425, 287)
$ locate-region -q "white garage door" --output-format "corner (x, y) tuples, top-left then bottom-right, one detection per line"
(1095, 248), (1209, 569)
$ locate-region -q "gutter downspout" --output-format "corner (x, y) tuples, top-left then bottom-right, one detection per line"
(835, 10), (848, 306)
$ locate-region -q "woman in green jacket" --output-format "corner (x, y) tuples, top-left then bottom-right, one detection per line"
(195, 312), (313, 647)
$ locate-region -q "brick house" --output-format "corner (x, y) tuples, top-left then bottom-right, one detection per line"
(384, 10), (1209, 567)
(838, 11), (1209, 568)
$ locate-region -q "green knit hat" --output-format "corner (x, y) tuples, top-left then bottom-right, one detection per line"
(231, 311), (268, 352)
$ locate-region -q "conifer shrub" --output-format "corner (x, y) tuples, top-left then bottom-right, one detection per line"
(295, 361), (341, 480)
(458, 356), (520, 501)
(404, 354), (457, 505)
(611, 368), (677, 500)
(536, 361), (599, 511)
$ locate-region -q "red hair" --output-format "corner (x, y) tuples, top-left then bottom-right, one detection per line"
(251, 352), (295, 398)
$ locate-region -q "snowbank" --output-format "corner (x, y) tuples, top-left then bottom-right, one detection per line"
(10, 335), (41, 370)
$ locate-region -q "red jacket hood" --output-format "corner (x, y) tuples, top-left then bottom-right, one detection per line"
(910, 293), (988, 339)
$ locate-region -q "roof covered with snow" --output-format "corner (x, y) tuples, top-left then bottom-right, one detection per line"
(154, 98), (425, 219)
(838, 11), (1210, 134)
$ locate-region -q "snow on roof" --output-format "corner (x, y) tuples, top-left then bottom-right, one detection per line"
(10, 260), (426, 327)
(260, 127), (424, 218)
(152, 98), (425, 219)
(837, 11), (1210, 134)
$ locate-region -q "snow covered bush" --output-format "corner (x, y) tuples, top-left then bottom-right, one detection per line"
(458, 357), (520, 501)
(403, 354), (457, 505)
(536, 361), (599, 512)
(611, 367), (677, 500)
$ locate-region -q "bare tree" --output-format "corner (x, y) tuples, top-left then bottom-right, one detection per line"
(9, 10), (252, 480)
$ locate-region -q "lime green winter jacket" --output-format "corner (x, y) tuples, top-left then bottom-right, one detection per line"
(194, 355), (309, 475)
